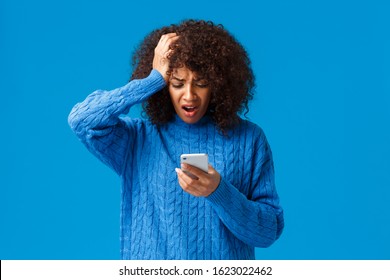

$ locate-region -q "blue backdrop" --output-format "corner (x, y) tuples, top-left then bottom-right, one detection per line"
(1, 0), (389, 259)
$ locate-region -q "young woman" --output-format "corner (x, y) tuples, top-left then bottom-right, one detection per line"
(68, 19), (284, 260)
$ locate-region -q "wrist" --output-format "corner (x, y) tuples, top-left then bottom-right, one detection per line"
(153, 68), (168, 83)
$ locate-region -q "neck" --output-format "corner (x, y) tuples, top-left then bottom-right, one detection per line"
(172, 113), (211, 128)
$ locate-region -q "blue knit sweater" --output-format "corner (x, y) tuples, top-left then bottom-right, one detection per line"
(68, 70), (284, 260)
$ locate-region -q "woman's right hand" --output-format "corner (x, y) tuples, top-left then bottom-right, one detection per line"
(152, 33), (179, 82)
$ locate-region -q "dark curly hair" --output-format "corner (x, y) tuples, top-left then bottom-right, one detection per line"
(130, 19), (255, 133)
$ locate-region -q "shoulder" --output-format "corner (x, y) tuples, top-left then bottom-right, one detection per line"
(120, 116), (158, 136)
(231, 119), (273, 160)
(232, 118), (268, 144)
(235, 119), (274, 169)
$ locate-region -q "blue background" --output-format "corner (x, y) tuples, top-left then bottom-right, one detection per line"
(1, 0), (389, 259)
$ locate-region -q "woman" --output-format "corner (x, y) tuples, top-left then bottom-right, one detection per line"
(68, 19), (284, 260)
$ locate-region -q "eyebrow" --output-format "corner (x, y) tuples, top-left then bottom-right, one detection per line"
(171, 75), (205, 82)
(171, 76), (184, 82)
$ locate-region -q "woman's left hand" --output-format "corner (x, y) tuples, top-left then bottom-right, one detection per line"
(175, 163), (221, 197)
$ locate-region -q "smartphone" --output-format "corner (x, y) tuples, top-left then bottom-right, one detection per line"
(180, 153), (208, 178)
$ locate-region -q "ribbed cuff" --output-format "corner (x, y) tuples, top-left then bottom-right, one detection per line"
(120, 69), (167, 104)
(145, 69), (167, 92)
(206, 178), (237, 207)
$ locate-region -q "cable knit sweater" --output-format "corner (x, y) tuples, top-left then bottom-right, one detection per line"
(68, 69), (284, 260)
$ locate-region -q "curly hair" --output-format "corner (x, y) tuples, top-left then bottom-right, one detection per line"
(130, 19), (255, 133)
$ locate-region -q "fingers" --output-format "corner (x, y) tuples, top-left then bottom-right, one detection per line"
(175, 163), (221, 197)
(181, 163), (207, 178)
(158, 33), (179, 46)
(175, 168), (204, 197)
(156, 33), (179, 57)
(207, 164), (217, 175)
(157, 34), (178, 56)
(153, 33), (179, 81)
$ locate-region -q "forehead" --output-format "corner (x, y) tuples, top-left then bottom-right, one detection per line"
(172, 67), (201, 79)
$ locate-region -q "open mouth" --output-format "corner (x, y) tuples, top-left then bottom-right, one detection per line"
(182, 106), (198, 112)
(181, 105), (199, 118)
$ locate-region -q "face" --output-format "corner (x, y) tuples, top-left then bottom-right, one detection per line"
(168, 67), (211, 124)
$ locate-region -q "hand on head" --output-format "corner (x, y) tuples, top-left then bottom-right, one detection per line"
(153, 33), (179, 82)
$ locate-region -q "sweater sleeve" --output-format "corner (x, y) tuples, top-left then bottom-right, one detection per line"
(206, 131), (284, 248)
(68, 70), (166, 175)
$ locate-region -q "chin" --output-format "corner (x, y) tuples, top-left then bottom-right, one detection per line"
(182, 117), (200, 124)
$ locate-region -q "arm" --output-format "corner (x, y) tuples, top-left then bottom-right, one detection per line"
(68, 33), (179, 175)
(207, 135), (284, 248)
(176, 131), (284, 248)
(68, 70), (166, 175)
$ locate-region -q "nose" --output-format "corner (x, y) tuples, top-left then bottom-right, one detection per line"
(183, 85), (197, 101)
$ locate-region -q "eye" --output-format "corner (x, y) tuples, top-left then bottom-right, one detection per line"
(171, 83), (184, 88)
(196, 83), (209, 88)
(194, 79), (209, 88)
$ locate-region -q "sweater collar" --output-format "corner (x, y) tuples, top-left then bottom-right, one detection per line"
(171, 113), (212, 129)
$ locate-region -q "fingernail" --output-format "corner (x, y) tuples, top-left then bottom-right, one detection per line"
(175, 168), (181, 173)
(181, 163), (186, 169)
